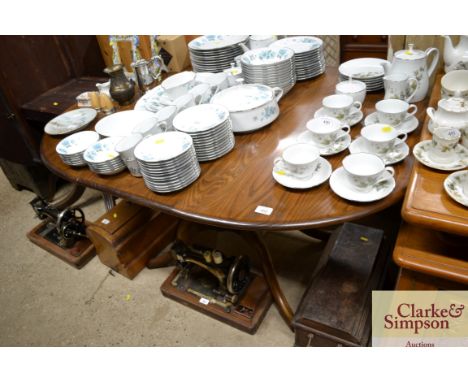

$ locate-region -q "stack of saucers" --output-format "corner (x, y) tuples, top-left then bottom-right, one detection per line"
(270, 36), (325, 80)
(172, 104), (235, 162)
(134, 132), (201, 193)
(56, 131), (100, 167)
(240, 47), (296, 94)
(188, 35), (249, 73)
(339, 58), (389, 91)
(83, 137), (126, 175)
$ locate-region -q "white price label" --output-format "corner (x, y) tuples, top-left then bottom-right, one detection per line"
(101, 218), (110, 225)
(199, 297), (210, 305)
(255, 205), (273, 216)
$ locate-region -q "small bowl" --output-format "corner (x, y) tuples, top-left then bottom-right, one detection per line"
(441, 70), (468, 99)
(335, 80), (367, 104)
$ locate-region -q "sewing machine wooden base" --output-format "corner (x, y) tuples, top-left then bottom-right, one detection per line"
(27, 219), (95, 269)
(161, 267), (272, 334)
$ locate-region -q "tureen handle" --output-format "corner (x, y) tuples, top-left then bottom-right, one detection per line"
(272, 87), (284, 102)
(425, 47), (440, 78)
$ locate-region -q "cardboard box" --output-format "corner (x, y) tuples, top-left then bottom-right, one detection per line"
(157, 35), (190, 73)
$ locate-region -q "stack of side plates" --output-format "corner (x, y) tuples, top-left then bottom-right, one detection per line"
(173, 104), (235, 161)
(83, 137), (126, 175)
(241, 47), (296, 94)
(189, 35), (249, 73)
(339, 58), (389, 91)
(134, 132), (201, 193)
(56, 131), (100, 167)
(270, 36), (325, 80)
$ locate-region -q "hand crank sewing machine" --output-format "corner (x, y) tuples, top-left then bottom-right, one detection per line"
(27, 197), (95, 268)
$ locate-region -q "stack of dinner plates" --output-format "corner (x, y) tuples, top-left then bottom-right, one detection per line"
(188, 35), (249, 73)
(270, 36), (325, 80)
(339, 58), (389, 91)
(134, 132), (201, 193)
(172, 104), (235, 162)
(240, 47), (296, 94)
(56, 131), (100, 167)
(83, 137), (126, 175)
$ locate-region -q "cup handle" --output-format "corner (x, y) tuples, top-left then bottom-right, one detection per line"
(341, 124), (351, 134)
(273, 157), (283, 166)
(352, 101), (362, 111)
(406, 104), (418, 118)
(406, 78), (418, 102)
(158, 121), (168, 132)
(426, 107), (436, 122)
(194, 94), (203, 105)
(397, 132), (408, 143)
(273, 87), (284, 102)
(384, 166), (395, 177)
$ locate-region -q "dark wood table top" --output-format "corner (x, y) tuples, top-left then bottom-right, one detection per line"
(402, 75), (468, 237)
(41, 68), (428, 231)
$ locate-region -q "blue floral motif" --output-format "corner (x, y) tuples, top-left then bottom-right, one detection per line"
(254, 105), (278, 122)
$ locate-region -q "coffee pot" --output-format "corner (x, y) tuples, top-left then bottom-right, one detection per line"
(442, 35), (468, 72)
(381, 43), (439, 102)
(103, 64), (135, 106)
(131, 55), (163, 93)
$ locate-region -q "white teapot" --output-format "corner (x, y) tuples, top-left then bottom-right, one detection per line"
(381, 43), (439, 102)
(426, 97), (468, 129)
(442, 35), (468, 72)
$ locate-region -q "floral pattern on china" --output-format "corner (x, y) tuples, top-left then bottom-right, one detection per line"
(56, 131), (99, 155)
(134, 131), (193, 162)
(44, 108), (97, 135)
(444, 170), (468, 207)
(241, 47), (294, 66)
(270, 36), (322, 53)
(172, 104), (229, 133)
(211, 84), (274, 111)
(188, 35), (249, 50)
(83, 137), (122, 163)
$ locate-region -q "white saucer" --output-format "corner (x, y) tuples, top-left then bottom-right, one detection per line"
(444, 170), (468, 207)
(349, 136), (410, 165)
(329, 167), (396, 202)
(314, 107), (364, 127)
(364, 112), (419, 134)
(297, 131), (351, 156)
(272, 157), (332, 189)
(413, 141), (468, 171)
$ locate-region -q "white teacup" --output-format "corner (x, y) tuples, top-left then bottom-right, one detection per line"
(189, 83), (212, 104)
(361, 124), (407, 155)
(383, 73), (418, 102)
(431, 127), (461, 162)
(335, 80), (367, 104)
(342, 153), (395, 193)
(249, 35), (277, 50)
(115, 133), (144, 177)
(274, 143), (320, 179)
(375, 99), (418, 127)
(132, 116), (166, 137)
(155, 105), (178, 130)
(161, 71), (195, 99)
(306, 116), (350, 146)
(322, 94), (362, 121)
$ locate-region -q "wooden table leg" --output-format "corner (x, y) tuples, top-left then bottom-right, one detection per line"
(102, 193), (116, 211)
(241, 231), (294, 330)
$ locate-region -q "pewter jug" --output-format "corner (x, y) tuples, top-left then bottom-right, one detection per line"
(103, 64), (135, 106)
(381, 43), (439, 102)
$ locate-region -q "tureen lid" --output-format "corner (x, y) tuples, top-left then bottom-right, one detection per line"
(438, 97), (468, 112)
(394, 43), (426, 60)
(210, 84), (275, 112)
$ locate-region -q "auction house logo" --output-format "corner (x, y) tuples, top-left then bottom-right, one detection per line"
(372, 291), (468, 347)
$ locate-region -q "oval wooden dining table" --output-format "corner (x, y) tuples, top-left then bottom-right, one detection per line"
(41, 68), (428, 329)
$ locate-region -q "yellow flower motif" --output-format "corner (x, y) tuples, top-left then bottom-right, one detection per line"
(154, 138), (165, 144)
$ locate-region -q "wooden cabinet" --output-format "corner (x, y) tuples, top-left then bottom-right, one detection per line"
(340, 35), (388, 62)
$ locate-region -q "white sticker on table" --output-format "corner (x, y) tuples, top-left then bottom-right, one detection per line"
(199, 297), (210, 305)
(255, 206), (273, 216)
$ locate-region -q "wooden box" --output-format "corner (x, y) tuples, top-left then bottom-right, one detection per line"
(86, 201), (179, 279)
(293, 222), (386, 347)
(157, 35), (190, 73)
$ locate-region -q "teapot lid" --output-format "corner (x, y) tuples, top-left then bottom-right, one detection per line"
(395, 43), (426, 60)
